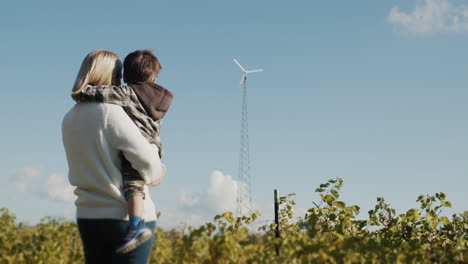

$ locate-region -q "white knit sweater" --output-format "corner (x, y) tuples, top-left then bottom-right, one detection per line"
(62, 103), (165, 221)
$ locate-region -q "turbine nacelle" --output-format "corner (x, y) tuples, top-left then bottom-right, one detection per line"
(233, 58), (263, 84)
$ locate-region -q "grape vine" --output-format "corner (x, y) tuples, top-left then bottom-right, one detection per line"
(1, 178), (466, 263)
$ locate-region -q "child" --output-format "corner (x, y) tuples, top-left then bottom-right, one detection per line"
(72, 49), (173, 254)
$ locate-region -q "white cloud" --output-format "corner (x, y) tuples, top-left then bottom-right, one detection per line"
(158, 170), (240, 228)
(8, 167), (75, 202)
(9, 167), (41, 193)
(388, 0), (468, 34)
(43, 173), (76, 202)
(156, 170), (287, 231)
(179, 170), (238, 214)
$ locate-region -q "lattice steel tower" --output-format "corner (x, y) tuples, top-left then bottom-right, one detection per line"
(233, 59), (263, 217)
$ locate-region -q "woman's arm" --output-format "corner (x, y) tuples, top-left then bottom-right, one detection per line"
(72, 85), (133, 107)
(106, 105), (165, 185)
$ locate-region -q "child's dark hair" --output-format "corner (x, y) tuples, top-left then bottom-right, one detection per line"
(123, 49), (162, 84)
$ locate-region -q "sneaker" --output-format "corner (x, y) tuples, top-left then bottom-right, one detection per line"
(115, 220), (152, 254)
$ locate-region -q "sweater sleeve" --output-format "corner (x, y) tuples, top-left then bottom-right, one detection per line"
(105, 104), (166, 185)
(72, 85), (132, 107)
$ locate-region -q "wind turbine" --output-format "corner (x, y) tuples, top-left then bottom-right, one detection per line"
(234, 59), (264, 85)
(233, 58), (263, 217)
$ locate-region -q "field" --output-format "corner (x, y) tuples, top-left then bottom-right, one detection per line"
(1, 178), (466, 264)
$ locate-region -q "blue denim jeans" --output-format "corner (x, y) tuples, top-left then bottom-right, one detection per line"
(77, 219), (156, 264)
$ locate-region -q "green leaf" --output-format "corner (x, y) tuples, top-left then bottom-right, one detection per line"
(331, 190), (339, 199)
(441, 201), (452, 208)
(251, 213), (258, 221)
(334, 233), (344, 240)
(436, 192), (446, 201)
(221, 212), (234, 223)
(406, 208), (420, 222)
(351, 205), (360, 215)
(332, 201), (346, 210)
(321, 194), (335, 205)
(439, 216), (450, 225)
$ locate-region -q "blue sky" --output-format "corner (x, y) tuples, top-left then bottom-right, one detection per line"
(1, 0), (467, 228)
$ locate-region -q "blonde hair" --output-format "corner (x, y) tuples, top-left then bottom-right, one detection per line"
(72, 50), (122, 96)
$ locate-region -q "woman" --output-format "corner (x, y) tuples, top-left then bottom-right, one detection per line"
(62, 50), (165, 264)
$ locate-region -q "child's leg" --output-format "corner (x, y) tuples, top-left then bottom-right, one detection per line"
(116, 156), (152, 254)
(126, 183), (145, 223)
(128, 195), (144, 218)
(122, 156), (146, 220)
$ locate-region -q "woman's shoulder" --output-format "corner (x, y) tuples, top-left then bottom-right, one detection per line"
(64, 103), (104, 119)
(62, 103), (136, 139)
(62, 103), (114, 129)
(65, 102), (125, 116)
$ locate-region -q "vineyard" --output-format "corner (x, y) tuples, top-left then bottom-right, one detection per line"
(1, 178), (467, 264)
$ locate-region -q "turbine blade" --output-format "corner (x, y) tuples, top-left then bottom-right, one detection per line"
(246, 69), (263, 73)
(233, 59), (246, 72)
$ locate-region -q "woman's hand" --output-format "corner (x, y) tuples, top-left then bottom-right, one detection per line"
(147, 163), (166, 186)
(147, 177), (162, 186)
